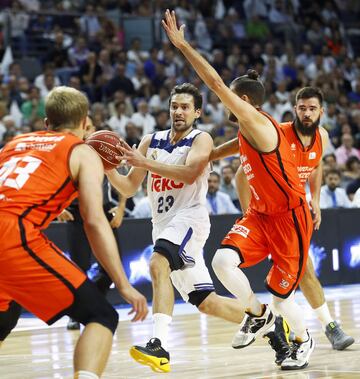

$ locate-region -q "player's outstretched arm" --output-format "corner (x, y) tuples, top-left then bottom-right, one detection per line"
(70, 144), (148, 322)
(119, 132), (213, 184)
(162, 10), (277, 152)
(210, 138), (238, 161)
(106, 135), (150, 197)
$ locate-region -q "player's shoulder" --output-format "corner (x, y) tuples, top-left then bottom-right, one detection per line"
(279, 121), (294, 131)
(192, 130), (213, 145)
(318, 126), (329, 139)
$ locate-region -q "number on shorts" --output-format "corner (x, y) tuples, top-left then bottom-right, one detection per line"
(0, 156), (42, 190)
(157, 195), (175, 213)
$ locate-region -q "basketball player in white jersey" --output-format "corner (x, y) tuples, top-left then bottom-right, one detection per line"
(107, 83), (245, 373)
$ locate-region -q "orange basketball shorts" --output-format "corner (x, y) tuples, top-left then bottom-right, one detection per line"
(0, 213), (86, 323)
(220, 204), (313, 298)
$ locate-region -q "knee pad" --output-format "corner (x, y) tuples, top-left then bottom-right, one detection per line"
(67, 280), (119, 334)
(188, 290), (213, 307)
(212, 248), (241, 275)
(153, 238), (184, 271)
(0, 301), (22, 341)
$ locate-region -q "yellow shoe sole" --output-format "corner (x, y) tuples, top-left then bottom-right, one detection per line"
(129, 346), (171, 373)
(282, 318), (291, 344)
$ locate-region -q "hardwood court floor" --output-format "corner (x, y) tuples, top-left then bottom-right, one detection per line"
(1, 285), (359, 379)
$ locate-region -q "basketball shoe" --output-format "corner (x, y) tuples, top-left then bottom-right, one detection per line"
(263, 316), (291, 365)
(130, 338), (170, 373)
(232, 304), (275, 348)
(325, 321), (354, 350)
(281, 330), (315, 370)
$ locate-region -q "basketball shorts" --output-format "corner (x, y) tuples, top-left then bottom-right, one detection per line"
(152, 209), (214, 302)
(0, 213), (86, 324)
(220, 204), (313, 298)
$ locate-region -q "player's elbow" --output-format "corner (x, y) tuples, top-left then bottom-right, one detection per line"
(209, 78), (225, 93)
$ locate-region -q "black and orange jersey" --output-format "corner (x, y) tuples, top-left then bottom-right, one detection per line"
(238, 111), (305, 215)
(280, 122), (322, 186)
(0, 131), (83, 229)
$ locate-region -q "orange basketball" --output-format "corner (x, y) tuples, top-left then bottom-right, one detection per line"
(85, 130), (124, 170)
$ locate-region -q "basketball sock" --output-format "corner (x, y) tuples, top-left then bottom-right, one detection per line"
(212, 249), (262, 315)
(271, 294), (307, 341)
(314, 303), (333, 330)
(74, 371), (99, 379)
(153, 313), (172, 350)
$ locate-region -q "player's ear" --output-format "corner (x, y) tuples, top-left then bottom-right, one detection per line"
(241, 94), (250, 104)
(194, 109), (201, 119)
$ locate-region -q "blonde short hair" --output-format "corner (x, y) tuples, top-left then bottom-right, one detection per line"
(45, 86), (89, 130)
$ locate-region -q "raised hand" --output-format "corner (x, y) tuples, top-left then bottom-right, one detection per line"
(162, 9), (186, 48)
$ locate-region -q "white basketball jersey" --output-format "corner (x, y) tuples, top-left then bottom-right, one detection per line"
(147, 129), (210, 225)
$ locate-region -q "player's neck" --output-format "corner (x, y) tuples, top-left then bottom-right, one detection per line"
(294, 127), (314, 148)
(169, 127), (193, 144)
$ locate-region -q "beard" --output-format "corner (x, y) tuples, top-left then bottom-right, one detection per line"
(172, 119), (194, 132)
(294, 115), (320, 136)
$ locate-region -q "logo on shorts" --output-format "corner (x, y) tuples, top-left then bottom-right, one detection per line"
(291, 143), (296, 151)
(279, 278), (290, 289)
(230, 224), (250, 238)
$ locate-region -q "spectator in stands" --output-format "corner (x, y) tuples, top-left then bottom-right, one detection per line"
(154, 110), (170, 132)
(124, 121), (141, 148)
(320, 169), (352, 208)
(0, 115), (16, 141)
(68, 36), (90, 67)
(106, 63), (135, 99)
(78, 4), (101, 39)
(44, 31), (70, 68)
(131, 100), (156, 136)
(347, 177), (360, 202)
(220, 165), (240, 209)
(107, 100), (129, 137)
(206, 172), (239, 215)
(149, 86), (169, 114)
(352, 187), (360, 207)
(131, 180), (151, 219)
(335, 133), (360, 167)
(20, 86), (45, 123)
(342, 156), (360, 188)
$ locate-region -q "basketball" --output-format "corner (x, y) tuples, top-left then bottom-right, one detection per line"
(85, 130), (124, 170)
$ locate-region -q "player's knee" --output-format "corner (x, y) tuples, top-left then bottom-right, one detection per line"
(0, 301), (22, 342)
(196, 292), (217, 315)
(271, 294), (293, 315)
(212, 248), (240, 277)
(150, 253), (171, 280)
(153, 239), (184, 271)
(68, 280), (119, 334)
(188, 290), (213, 310)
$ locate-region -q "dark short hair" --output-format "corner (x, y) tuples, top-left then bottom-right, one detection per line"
(345, 156), (360, 170)
(169, 83), (203, 110)
(230, 69), (265, 106)
(209, 171), (220, 180)
(323, 153), (336, 162)
(295, 87), (324, 106)
(325, 168), (341, 178)
(221, 164), (234, 173)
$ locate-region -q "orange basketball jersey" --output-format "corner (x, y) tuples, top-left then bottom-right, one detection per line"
(238, 112), (305, 215)
(0, 131), (83, 229)
(280, 122), (322, 185)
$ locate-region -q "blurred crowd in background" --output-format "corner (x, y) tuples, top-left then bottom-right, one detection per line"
(1, 0), (360, 216)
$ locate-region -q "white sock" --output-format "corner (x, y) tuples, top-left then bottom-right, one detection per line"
(74, 371), (99, 379)
(272, 294), (307, 340)
(212, 249), (262, 315)
(314, 303), (333, 330)
(153, 313), (172, 350)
